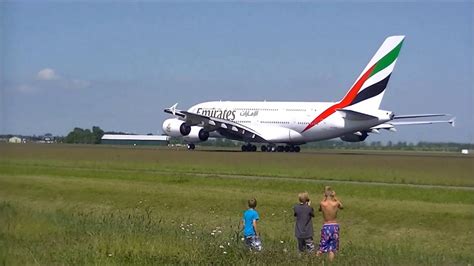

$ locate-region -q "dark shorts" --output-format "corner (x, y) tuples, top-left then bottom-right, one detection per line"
(244, 235), (262, 251)
(297, 237), (315, 252)
(319, 223), (340, 253)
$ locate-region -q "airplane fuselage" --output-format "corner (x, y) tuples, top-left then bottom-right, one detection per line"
(188, 101), (392, 144)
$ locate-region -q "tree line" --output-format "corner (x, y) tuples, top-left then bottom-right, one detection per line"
(64, 126), (104, 144)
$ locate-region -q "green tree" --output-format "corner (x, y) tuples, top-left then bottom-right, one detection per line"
(65, 126), (104, 144)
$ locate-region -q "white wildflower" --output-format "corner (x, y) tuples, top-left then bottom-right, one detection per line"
(223, 251), (227, 254)
(219, 245), (224, 249)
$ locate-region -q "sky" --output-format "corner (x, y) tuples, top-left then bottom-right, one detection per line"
(1, 1), (473, 143)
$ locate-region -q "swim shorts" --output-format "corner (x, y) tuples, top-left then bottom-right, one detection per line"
(245, 235), (262, 251)
(318, 223), (339, 253)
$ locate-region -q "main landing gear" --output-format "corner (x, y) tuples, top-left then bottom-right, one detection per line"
(241, 143), (257, 152)
(261, 145), (301, 153)
(187, 143), (195, 150)
(242, 144), (301, 152)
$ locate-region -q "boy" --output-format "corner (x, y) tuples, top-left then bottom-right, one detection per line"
(241, 198), (262, 251)
(317, 186), (343, 261)
(293, 192), (315, 253)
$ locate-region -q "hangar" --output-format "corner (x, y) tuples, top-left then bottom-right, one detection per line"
(101, 134), (169, 146)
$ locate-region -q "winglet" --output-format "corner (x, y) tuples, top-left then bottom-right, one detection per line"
(449, 117), (456, 127)
(169, 103), (178, 115)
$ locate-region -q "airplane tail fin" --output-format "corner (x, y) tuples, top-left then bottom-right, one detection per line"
(340, 35), (405, 111)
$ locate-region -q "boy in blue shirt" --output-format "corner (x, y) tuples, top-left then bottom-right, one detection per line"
(240, 198), (262, 251)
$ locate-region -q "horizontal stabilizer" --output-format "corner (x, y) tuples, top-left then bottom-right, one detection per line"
(391, 119), (454, 126)
(337, 109), (378, 120)
(393, 114), (449, 119)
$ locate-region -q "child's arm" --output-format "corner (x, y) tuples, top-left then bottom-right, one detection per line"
(252, 219), (258, 236)
(337, 200), (344, 210)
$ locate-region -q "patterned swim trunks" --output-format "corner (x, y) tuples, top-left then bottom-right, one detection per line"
(245, 235), (263, 251)
(319, 223), (340, 253)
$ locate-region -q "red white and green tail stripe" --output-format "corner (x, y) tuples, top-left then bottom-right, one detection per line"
(303, 36), (405, 133)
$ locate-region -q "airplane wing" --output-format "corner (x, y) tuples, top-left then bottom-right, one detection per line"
(164, 104), (267, 142)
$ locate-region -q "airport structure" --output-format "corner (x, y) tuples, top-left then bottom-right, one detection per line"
(8, 136), (22, 143)
(101, 134), (169, 146)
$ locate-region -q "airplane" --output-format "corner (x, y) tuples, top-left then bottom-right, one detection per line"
(162, 35), (454, 152)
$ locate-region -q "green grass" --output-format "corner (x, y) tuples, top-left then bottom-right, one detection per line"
(0, 143), (473, 264)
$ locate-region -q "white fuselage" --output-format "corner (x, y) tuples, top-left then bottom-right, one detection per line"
(188, 101), (392, 144)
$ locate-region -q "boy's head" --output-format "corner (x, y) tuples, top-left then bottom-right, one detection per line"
(298, 192), (310, 203)
(324, 186), (334, 198)
(324, 186), (336, 199)
(248, 198), (257, 208)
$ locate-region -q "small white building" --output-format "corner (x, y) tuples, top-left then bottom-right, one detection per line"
(101, 134), (169, 146)
(8, 137), (21, 143)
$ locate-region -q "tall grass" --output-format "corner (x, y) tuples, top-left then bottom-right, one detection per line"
(0, 144), (473, 264)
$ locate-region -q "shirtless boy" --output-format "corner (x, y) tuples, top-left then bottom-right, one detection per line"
(317, 186), (343, 261)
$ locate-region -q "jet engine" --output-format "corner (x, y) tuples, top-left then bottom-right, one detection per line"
(340, 132), (369, 142)
(183, 126), (210, 142)
(162, 118), (191, 137)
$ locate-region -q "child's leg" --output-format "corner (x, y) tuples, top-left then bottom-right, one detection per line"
(328, 251), (335, 261)
(297, 238), (305, 252)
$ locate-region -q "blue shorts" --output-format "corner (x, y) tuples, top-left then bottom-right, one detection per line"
(319, 223), (340, 253)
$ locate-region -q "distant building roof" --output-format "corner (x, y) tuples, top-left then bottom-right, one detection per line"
(101, 134), (169, 141)
(8, 136), (22, 143)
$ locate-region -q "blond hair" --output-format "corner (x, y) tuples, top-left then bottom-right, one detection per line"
(324, 186), (335, 197)
(298, 192), (310, 203)
(324, 186), (336, 199)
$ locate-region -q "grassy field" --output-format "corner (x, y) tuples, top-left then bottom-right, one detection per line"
(0, 143), (473, 265)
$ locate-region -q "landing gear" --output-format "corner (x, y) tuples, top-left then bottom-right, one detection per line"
(241, 144), (257, 152)
(260, 145), (301, 153)
(261, 145), (275, 152)
(187, 143), (195, 150)
(246, 144), (301, 153)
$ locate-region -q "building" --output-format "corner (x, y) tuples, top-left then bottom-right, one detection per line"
(101, 134), (169, 146)
(8, 136), (22, 143)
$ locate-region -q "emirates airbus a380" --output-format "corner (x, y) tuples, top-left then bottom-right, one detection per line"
(163, 36), (454, 152)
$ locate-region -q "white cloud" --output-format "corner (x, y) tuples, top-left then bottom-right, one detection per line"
(37, 68), (60, 80)
(12, 68), (91, 93)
